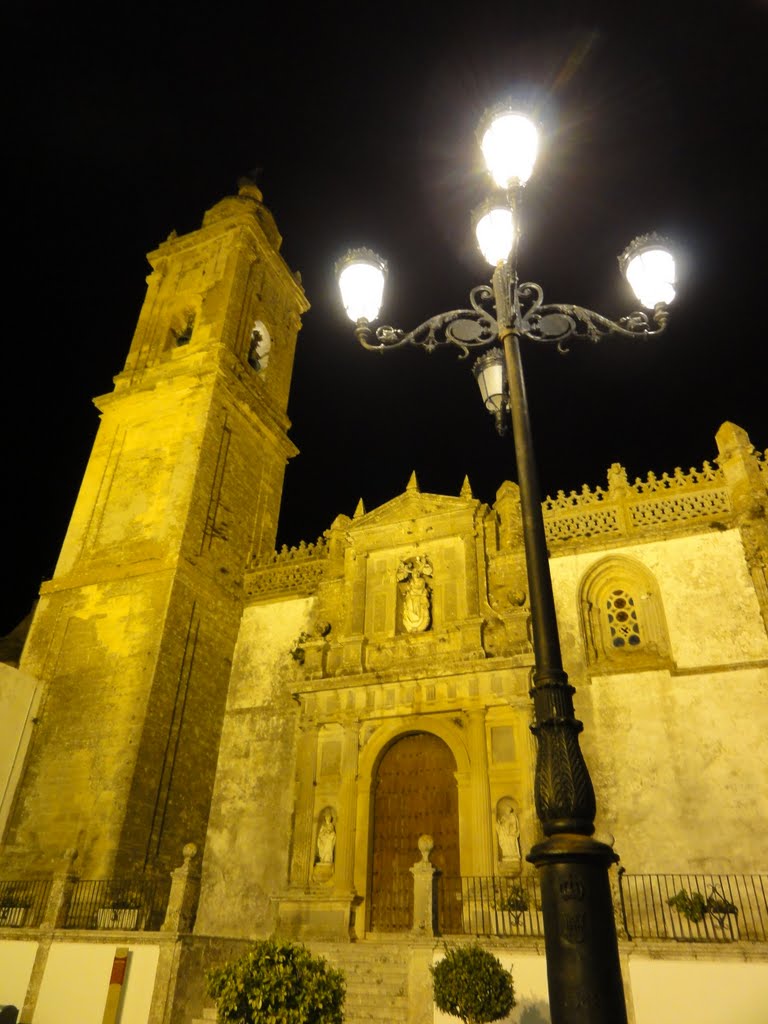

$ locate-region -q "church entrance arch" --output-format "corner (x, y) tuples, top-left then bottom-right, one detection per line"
(368, 731), (459, 931)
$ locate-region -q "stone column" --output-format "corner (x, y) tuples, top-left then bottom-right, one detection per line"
(40, 847), (79, 929)
(162, 842), (200, 933)
(288, 722), (318, 887)
(332, 720), (359, 891)
(717, 422), (766, 513)
(410, 835), (437, 937)
(717, 422), (768, 632)
(466, 708), (494, 876)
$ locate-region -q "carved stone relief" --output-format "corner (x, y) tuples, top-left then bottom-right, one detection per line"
(495, 797), (521, 867)
(313, 806), (337, 882)
(397, 555), (433, 633)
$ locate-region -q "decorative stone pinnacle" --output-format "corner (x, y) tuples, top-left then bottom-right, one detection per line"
(237, 177), (263, 203)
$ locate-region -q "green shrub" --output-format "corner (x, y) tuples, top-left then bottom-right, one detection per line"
(667, 886), (738, 924)
(205, 939), (345, 1024)
(430, 943), (515, 1024)
(667, 889), (708, 923)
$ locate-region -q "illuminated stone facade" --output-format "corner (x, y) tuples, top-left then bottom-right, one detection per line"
(194, 423), (768, 947)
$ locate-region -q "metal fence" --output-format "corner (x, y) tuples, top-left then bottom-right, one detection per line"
(618, 872), (768, 942)
(437, 875), (544, 938)
(64, 877), (170, 931)
(0, 879), (52, 928)
(5, 869), (768, 942)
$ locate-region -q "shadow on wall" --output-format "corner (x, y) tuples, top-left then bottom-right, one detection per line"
(518, 1001), (550, 1024)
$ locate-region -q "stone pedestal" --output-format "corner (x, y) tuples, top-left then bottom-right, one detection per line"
(275, 892), (357, 942)
(161, 842), (200, 933)
(410, 835), (436, 937)
(40, 847), (79, 929)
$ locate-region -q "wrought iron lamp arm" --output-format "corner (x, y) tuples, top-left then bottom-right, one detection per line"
(353, 283), (501, 358)
(353, 277), (669, 361)
(516, 285), (670, 352)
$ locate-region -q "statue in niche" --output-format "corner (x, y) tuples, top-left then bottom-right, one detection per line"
(316, 808), (336, 865)
(397, 555), (433, 633)
(247, 321), (271, 371)
(172, 311), (195, 347)
(496, 800), (521, 862)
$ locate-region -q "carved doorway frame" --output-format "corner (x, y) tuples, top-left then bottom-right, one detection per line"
(353, 718), (473, 938)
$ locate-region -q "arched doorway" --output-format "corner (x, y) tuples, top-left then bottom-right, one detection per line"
(369, 731), (459, 931)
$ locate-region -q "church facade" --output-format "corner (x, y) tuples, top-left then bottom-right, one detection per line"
(1, 185), (767, 1023)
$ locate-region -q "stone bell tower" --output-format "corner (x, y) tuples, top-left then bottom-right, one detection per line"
(2, 181), (308, 879)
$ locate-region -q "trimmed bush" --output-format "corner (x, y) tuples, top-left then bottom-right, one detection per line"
(430, 943), (516, 1024)
(205, 939), (345, 1024)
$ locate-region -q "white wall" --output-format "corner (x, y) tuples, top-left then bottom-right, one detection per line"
(433, 950), (551, 1024)
(432, 948), (768, 1024)
(32, 943), (159, 1024)
(628, 957), (768, 1024)
(0, 940), (38, 1012)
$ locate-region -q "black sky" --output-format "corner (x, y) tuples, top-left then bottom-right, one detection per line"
(2, 2), (766, 635)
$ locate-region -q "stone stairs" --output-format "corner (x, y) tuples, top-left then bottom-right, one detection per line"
(192, 940), (413, 1024)
(310, 941), (411, 1024)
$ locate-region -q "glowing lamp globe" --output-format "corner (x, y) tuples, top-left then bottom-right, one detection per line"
(474, 201), (515, 266)
(479, 105), (539, 188)
(620, 235), (676, 308)
(336, 248), (387, 323)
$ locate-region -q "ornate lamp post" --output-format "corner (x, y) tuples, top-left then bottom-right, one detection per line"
(335, 101), (675, 1024)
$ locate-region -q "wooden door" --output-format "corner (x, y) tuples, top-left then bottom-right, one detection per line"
(369, 732), (459, 931)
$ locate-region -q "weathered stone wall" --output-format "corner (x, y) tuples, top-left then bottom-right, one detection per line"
(194, 597), (314, 938)
(0, 664), (40, 838)
(1, 184), (308, 881)
(550, 529), (768, 872)
(223, 452), (767, 936)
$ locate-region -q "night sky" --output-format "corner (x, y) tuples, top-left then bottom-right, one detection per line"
(3, 3), (766, 635)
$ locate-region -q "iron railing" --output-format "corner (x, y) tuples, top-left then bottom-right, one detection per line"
(64, 877), (170, 931)
(437, 875), (544, 938)
(618, 872), (768, 942)
(5, 870), (768, 942)
(0, 879), (52, 928)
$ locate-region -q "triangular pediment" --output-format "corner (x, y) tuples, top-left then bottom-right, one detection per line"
(348, 485), (480, 533)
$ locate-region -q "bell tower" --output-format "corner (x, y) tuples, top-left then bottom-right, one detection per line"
(2, 181), (308, 878)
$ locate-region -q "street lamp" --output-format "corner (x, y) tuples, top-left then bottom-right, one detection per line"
(335, 99), (675, 1024)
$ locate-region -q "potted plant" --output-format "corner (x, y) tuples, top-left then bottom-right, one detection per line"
(96, 887), (144, 930)
(0, 886), (32, 927)
(430, 943), (516, 1024)
(666, 888), (708, 924)
(205, 939), (345, 1024)
(666, 886), (738, 939)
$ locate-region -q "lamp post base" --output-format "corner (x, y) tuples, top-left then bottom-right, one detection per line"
(527, 834), (628, 1024)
